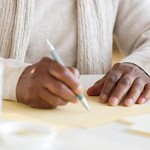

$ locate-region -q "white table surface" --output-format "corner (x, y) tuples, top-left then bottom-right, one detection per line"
(54, 122), (150, 150)
(54, 75), (150, 150)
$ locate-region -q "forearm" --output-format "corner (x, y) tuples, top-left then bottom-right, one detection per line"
(114, 0), (150, 75)
(120, 45), (150, 76)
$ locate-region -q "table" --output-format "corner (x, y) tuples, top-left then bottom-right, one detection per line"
(54, 122), (150, 150)
(54, 75), (149, 150)
(1, 75), (150, 150)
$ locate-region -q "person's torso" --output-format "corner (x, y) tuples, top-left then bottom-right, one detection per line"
(25, 0), (77, 66)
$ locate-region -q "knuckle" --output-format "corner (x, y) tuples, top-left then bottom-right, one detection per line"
(134, 78), (144, 91)
(107, 73), (118, 83)
(69, 67), (76, 72)
(41, 57), (55, 68)
(60, 67), (69, 77)
(129, 66), (138, 74)
(120, 76), (132, 86)
(112, 63), (121, 70)
(73, 68), (79, 74)
(71, 79), (80, 88)
(71, 68), (80, 77)
(41, 57), (50, 63)
(39, 57), (53, 69)
(135, 84), (143, 91)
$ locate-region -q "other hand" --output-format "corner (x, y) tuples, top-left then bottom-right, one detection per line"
(87, 63), (150, 106)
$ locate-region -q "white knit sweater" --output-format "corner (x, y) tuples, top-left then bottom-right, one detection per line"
(26, 0), (78, 67)
(1, 0), (150, 101)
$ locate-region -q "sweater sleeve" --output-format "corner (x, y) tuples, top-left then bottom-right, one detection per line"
(114, 0), (150, 76)
(1, 58), (30, 101)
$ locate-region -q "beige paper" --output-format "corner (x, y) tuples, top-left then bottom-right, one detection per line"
(2, 94), (150, 128)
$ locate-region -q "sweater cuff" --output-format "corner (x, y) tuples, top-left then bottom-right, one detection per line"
(119, 52), (150, 77)
(3, 59), (30, 101)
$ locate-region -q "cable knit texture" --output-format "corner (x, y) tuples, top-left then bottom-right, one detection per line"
(77, 0), (115, 74)
(1, 0), (150, 101)
(0, 0), (34, 100)
(0, 0), (34, 60)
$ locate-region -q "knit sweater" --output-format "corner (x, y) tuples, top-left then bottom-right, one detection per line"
(1, 0), (150, 101)
(26, 0), (78, 67)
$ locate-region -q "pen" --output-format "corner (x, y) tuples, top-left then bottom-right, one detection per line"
(46, 39), (90, 111)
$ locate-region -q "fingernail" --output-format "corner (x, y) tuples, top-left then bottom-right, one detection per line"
(138, 98), (146, 104)
(125, 98), (134, 106)
(100, 94), (108, 103)
(109, 97), (119, 106)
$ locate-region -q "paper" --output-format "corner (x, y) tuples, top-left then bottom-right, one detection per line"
(120, 114), (150, 125)
(55, 129), (136, 150)
(130, 122), (150, 136)
(2, 93), (150, 128)
(120, 114), (150, 136)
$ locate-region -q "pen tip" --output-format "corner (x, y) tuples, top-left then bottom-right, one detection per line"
(80, 97), (90, 112)
(86, 104), (90, 112)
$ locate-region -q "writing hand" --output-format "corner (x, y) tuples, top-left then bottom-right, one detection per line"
(16, 57), (82, 109)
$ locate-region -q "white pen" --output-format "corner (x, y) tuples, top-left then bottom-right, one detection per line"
(46, 39), (90, 111)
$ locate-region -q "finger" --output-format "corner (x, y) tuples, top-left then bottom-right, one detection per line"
(124, 78), (145, 107)
(49, 61), (82, 94)
(108, 75), (134, 106)
(45, 75), (78, 103)
(87, 76), (105, 96)
(100, 71), (122, 103)
(39, 88), (68, 107)
(137, 83), (150, 104)
(68, 67), (80, 79)
(29, 97), (56, 109)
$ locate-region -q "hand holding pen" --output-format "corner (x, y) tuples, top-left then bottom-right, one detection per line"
(16, 40), (90, 110)
(47, 39), (90, 111)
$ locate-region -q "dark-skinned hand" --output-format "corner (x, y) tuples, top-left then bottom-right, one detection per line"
(87, 63), (150, 107)
(16, 57), (82, 109)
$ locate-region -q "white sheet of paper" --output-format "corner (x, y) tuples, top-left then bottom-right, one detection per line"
(54, 128), (137, 150)
(130, 122), (150, 136)
(120, 114), (150, 125)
